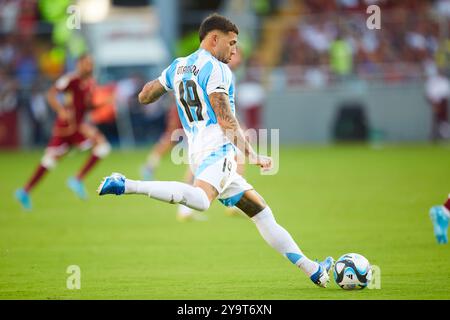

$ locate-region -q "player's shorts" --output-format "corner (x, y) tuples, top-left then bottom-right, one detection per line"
(46, 131), (92, 156)
(192, 143), (253, 207)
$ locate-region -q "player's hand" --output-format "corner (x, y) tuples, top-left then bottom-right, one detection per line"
(252, 154), (273, 172)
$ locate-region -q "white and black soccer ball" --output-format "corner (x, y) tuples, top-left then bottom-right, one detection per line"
(333, 253), (372, 290)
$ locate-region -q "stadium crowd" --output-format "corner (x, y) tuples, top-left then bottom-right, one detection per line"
(1, 0), (449, 148)
(279, 0), (449, 86)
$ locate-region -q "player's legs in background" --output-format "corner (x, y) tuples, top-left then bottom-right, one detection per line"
(235, 189), (334, 287)
(15, 145), (66, 210)
(141, 133), (175, 180)
(68, 124), (110, 200)
(142, 105), (180, 180)
(429, 194), (450, 244)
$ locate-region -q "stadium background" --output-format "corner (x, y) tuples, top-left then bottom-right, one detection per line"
(1, 0), (450, 300)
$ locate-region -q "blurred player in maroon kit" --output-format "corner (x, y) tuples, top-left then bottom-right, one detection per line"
(15, 54), (111, 210)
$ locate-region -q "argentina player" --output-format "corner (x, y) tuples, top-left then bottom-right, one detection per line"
(97, 14), (334, 287)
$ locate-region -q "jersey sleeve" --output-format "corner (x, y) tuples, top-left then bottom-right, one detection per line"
(206, 62), (232, 95)
(158, 59), (179, 91)
(55, 74), (74, 92)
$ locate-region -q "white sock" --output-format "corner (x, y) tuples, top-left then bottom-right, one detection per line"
(251, 206), (319, 276)
(125, 179), (210, 211)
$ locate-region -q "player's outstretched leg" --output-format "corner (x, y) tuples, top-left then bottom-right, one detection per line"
(97, 173), (211, 212)
(235, 190), (334, 287)
(174, 168), (208, 222)
(429, 195), (450, 244)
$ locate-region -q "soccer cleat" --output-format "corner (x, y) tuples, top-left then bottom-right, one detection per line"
(141, 165), (154, 181)
(67, 177), (87, 200)
(15, 188), (32, 211)
(429, 206), (449, 244)
(310, 256), (335, 288)
(97, 173), (126, 196)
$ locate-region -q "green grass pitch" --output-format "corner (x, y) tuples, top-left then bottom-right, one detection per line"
(1, 145), (449, 299)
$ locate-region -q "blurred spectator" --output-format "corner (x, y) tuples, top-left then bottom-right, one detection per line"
(0, 66), (17, 114)
(14, 45), (38, 91)
(0, 0), (20, 34)
(30, 83), (52, 145)
(279, 0), (446, 85)
(434, 0), (450, 18)
(237, 52), (265, 130)
(0, 65), (18, 148)
(329, 33), (353, 78)
(0, 35), (16, 67)
(425, 62), (450, 141)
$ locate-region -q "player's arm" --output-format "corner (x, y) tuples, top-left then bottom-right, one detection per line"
(138, 79), (167, 105)
(46, 85), (70, 121)
(209, 92), (271, 170)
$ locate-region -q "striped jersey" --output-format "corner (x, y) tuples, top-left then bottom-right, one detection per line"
(158, 48), (235, 165)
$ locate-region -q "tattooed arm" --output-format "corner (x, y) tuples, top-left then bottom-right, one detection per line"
(138, 79), (167, 104)
(209, 92), (272, 170)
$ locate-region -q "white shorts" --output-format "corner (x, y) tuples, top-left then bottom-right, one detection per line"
(192, 143), (253, 207)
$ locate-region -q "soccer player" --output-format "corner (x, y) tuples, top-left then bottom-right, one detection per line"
(142, 49), (246, 221)
(141, 48), (244, 182)
(98, 14), (334, 287)
(15, 54), (111, 210)
(430, 195), (450, 244)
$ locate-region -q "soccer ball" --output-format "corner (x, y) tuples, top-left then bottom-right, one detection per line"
(333, 253), (372, 290)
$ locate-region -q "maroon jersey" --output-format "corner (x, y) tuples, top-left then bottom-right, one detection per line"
(52, 72), (95, 137)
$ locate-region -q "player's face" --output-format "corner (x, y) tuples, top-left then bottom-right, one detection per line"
(215, 31), (238, 64)
(78, 56), (94, 77)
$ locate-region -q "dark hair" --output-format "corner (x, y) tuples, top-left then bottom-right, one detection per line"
(198, 13), (239, 42)
(77, 52), (91, 62)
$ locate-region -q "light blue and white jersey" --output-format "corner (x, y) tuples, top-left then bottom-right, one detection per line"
(158, 48), (236, 165)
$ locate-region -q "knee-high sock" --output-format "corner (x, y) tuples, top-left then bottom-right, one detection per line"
(76, 155), (100, 180)
(124, 179), (210, 212)
(251, 206), (319, 276)
(24, 165), (48, 193)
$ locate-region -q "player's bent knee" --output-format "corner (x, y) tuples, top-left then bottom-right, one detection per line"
(236, 190), (267, 217)
(93, 142), (111, 158)
(41, 153), (57, 169)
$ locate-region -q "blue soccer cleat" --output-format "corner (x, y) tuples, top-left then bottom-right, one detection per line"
(429, 206), (449, 244)
(310, 256), (335, 288)
(97, 173), (126, 196)
(67, 177), (87, 200)
(15, 188), (32, 211)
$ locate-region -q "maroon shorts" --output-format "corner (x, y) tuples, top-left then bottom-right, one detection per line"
(46, 131), (92, 156)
